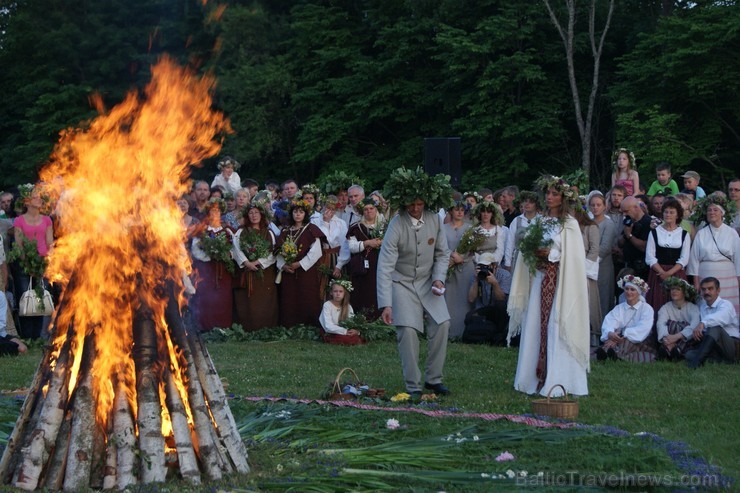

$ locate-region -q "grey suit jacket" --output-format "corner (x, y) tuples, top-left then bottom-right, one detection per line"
(377, 210), (450, 331)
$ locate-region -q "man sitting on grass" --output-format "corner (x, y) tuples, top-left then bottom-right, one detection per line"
(686, 277), (739, 369)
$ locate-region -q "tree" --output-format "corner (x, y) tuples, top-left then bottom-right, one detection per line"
(543, 0), (615, 177)
(611, 2), (740, 188)
(0, 0), (204, 188)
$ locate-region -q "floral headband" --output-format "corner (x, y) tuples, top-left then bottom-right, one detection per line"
(662, 277), (697, 303)
(355, 197), (380, 215)
(290, 198), (313, 216)
(616, 274), (649, 295)
(241, 191), (273, 221)
(296, 184), (324, 205)
(534, 175), (576, 201)
(463, 191), (482, 202)
(471, 200), (504, 225)
(330, 279), (353, 292)
(217, 156), (241, 171)
(690, 193), (737, 226)
(207, 197), (227, 214)
(514, 190), (541, 210)
(612, 148), (636, 168)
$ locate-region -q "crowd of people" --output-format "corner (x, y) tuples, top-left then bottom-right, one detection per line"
(0, 151), (738, 397)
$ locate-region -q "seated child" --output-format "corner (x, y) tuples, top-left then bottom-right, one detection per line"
(319, 280), (365, 345)
(647, 162), (679, 197)
(680, 171), (706, 200)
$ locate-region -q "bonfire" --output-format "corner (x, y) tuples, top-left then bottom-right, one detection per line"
(0, 57), (249, 490)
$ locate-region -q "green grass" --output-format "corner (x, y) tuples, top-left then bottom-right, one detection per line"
(0, 340), (736, 492)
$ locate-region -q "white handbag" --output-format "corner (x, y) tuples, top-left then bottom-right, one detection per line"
(584, 258), (600, 281)
(19, 277), (54, 317)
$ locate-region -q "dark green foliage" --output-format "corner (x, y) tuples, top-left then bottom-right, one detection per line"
(1, 0), (737, 194)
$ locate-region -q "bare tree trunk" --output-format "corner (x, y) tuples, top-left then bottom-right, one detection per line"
(543, 0), (614, 172)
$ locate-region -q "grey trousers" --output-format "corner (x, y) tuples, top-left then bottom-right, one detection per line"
(396, 317), (450, 392)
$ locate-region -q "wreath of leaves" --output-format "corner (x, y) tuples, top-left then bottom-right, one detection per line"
(382, 166), (454, 212)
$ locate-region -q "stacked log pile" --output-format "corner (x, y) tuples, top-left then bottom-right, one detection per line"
(0, 286), (249, 491)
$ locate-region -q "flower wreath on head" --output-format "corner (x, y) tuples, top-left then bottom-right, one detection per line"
(240, 190), (273, 222)
(514, 190), (541, 210)
(296, 183), (324, 204)
(534, 175), (577, 202)
(616, 274), (649, 295)
(471, 200), (504, 225)
(383, 166), (454, 212)
(217, 156), (241, 171)
(662, 277), (697, 303)
(321, 195), (340, 211)
(290, 198), (314, 217)
(463, 191), (482, 203)
(330, 278), (354, 292)
(612, 148), (636, 169)
(354, 197), (381, 215)
(207, 197), (227, 214)
(15, 183), (53, 214)
(447, 198), (467, 211)
(690, 193), (737, 227)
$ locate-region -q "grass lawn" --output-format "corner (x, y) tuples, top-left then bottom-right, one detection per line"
(0, 339), (736, 491)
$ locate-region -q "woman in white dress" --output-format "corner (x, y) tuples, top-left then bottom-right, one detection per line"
(687, 196), (740, 317)
(508, 176), (590, 397)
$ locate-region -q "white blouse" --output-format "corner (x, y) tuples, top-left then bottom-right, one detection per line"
(319, 301), (354, 335)
(601, 299), (655, 343)
(645, 225), (691, 267)
(687, 224), (740, 276)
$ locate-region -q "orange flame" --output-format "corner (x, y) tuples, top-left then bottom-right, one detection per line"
(38, 56), (230, 428)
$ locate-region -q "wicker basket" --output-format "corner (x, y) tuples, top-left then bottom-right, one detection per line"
(326, 367), (386, 400)
(531, 384), (579, 419)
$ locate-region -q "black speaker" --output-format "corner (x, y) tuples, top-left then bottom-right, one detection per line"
(424, 137), (461, 187)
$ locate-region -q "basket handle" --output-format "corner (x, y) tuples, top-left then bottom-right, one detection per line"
(332, 367), (361, 394)
(546, 384), (569, 401)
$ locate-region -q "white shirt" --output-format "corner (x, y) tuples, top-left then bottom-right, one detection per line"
(311, 215), (350, 269)
(687, 224), (740, 276)
(211, 172), (242, 196)
(319, 301), (354, 335)
(601, 299), (655, 343)
(504, 213), (539, 268)
(699, 296), (739, 338)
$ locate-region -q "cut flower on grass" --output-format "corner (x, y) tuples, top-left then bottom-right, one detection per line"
(386, 418), (400, 430)
(495, 451), (515, 462)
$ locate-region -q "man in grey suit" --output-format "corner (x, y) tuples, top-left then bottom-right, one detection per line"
(378, 196), (452, 397)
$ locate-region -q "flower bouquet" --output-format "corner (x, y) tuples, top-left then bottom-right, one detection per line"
(239, 228), (271, 278)
(279, 236), (301, 264)
(199, 230), (236, 274)
(8, 239), (48, 307)
(518, 217), (558, 275)
(447, 227), (485, 278)
(367, 223), (386, 240)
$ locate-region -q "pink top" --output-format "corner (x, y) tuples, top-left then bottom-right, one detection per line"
(14, 215), (53, 256)
(614, 178), (634, 196)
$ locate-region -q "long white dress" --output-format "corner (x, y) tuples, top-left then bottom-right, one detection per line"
(508, 216), (590, 397)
